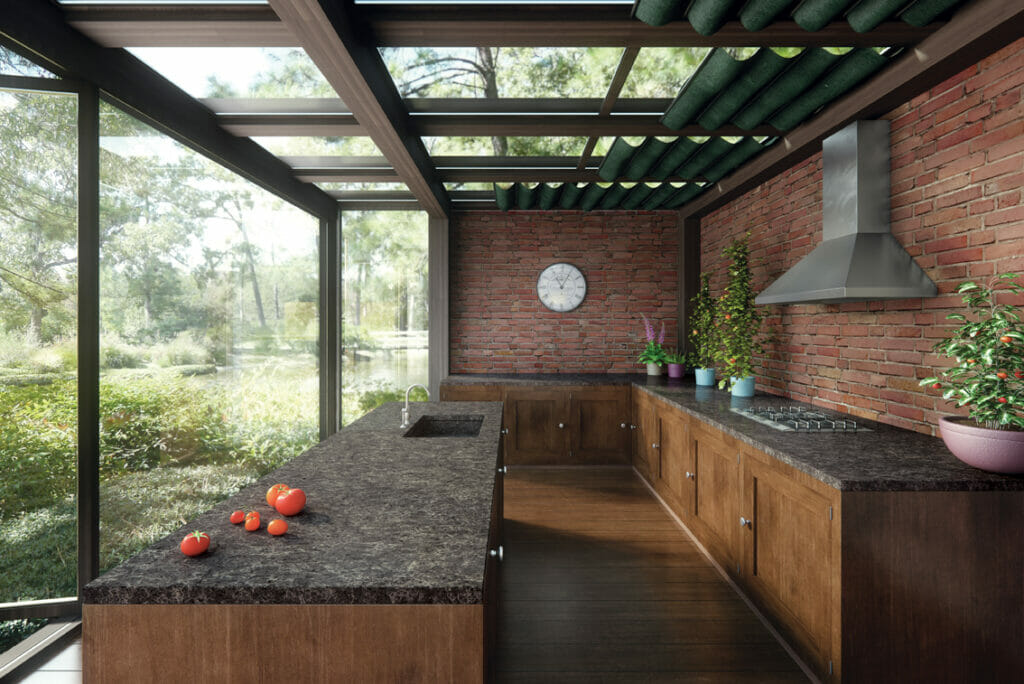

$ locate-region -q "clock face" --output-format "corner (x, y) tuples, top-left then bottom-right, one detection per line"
(537, 262), (586, 312)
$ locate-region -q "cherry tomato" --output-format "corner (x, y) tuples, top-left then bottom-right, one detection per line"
(180, 531), (210, 557)
(267, 519), (288, 536)
(229, 510), (245, 524)
(274, 488), (306, 516)
(997, 372), (1008, 380)
(244, 511), (261, 531)
(999, 335), (1012, 343)
(266, 483), (291, 508)
(1016, 370), (1024, 379)
(931, 382), (941, 389)
(997, 397), (1008, 404)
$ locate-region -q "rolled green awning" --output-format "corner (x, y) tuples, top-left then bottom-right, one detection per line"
(492, 181), (709, 211)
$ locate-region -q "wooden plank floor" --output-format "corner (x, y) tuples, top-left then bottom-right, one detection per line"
(494, 467), (809, 683)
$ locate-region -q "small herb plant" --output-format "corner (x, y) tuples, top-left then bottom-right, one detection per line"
(920, 274), (1024, 430)
(688, 272), (718, 370)
(715, 235), (763, 389)
(665, 350), (687, 365)
(637, 314), (668, 366)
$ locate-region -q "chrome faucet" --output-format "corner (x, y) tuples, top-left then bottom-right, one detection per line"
(401, 384), (430, 428)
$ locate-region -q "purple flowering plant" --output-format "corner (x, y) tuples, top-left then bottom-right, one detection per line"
(637, 314), (669, 366)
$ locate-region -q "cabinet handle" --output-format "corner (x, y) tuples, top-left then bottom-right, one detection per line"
(685, 471), (694, 480)
(497, 466), (507, 474)
(558, 423), (565, 429)
(629, 424), (637, 430)
(489, 545), (504, 562)
(740, 516), (752, 529)
(652, 443), (660, 449)
(501, 427), (509, 435)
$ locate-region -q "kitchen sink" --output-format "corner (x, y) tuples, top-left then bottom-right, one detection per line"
(403, 414), (484, 438)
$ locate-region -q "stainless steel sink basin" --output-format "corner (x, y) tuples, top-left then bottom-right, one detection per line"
(403, 414), (484, 438)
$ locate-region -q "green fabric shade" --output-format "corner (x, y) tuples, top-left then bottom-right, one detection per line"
(632, 0), (969, 32)
(596, 136), (774, 185)
(492, 181), (708, 211)
(661, 48), (748, 129)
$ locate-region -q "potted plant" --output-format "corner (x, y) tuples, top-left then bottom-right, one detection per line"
(689, 272), (718, 387)
(638, 314), (667, 375)
(920, 274), (1024, 474)
(665, 350), (686, 379)
(716, 235), (763, 397)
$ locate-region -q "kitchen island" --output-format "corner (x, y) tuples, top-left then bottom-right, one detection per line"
(82, 400), (504, 683)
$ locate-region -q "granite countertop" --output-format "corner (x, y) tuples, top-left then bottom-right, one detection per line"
(442, 374), (1024, 492)
(83, 401), (503, 605)
(442, 372), (641, 386)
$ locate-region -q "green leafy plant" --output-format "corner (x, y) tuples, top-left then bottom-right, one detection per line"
(665, 350), (687, 365)
(920, 274), (1024, 430)
(715, 235), (763, 389)
(688, 272), (718, 369)
(637, 314), (668, 366)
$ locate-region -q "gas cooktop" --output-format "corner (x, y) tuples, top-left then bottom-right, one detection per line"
(731, 406), (872, 432)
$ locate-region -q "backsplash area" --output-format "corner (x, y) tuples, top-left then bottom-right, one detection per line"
(701, 37), (1024, 435)
(450, 211), (679, 373)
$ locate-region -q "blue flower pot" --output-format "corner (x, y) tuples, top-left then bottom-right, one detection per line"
(695, 368), (716, 386)
(730, 376), (755, 398)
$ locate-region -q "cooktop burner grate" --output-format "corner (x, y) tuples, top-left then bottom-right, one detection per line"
(731, 406), (872, 432)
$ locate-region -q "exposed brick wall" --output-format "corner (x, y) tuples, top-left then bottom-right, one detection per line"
(701, 37), (1024, 435)
(450, 211), (679, 373)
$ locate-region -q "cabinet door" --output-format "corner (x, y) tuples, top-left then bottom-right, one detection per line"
(631, 392), (659, 483)
(570, 386), (630, 464)
(656, 406), (692, 518)
(503, 388), (569, 465)
(743, 457), (835, 678)
(691, 424), (740, 572)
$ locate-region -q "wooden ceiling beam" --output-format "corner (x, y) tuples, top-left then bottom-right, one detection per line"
(203, 97), (673, 116)
(64, 4), (935, 48)
(267, 0), (449, 217)
(679, 0), (1024, 219)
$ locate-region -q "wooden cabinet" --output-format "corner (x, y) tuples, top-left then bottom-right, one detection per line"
(571, 386), (631, 464)
(654, 405), (691, 515)
(689, 421), (742, 575)
(631, 389), (659, 481)
(741, 453), (837, 678)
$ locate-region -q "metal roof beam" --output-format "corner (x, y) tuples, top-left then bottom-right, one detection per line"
(679, 0), (1024, 219)
(267, 0), (449, 217)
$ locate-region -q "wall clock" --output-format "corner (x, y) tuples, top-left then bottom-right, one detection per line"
(537, 262), (586, 312)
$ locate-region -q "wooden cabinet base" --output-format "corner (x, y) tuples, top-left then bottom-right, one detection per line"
(83, 603), (485, 683)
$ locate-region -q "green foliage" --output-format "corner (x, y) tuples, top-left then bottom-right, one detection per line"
(0, 619), (47, 655)
(357, 383), (428, 414)
(101, 337), (148, 369)
(688, 272), (718, 369)
(715, 235), (764, 388)
(665, 350), (687, 365)
(638, 341), (669, 366)
(920, 274), (1024, 429)
(151, 333), (214, 368)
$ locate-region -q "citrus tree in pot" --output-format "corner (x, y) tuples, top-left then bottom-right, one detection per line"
(920, 274), (1024, 474)
(688, 272), (718, 386)
(716, 235), (763, 397)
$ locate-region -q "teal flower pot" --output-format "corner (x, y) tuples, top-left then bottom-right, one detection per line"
(695, 368), (716, 386)
(730, 376), (755, 397)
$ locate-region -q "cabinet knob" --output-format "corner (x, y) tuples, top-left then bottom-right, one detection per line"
(497, 466), (507, 474)
(740, 516), (752, 529)
(685, 471), (694, 480)
(629, 424), (637, 430)
(620, 423), (627, 429)
(489, 545), (504, 562)
(501, 427), (509, 435)
(652, 443), (659, 449)
(558, 423), (565, 429)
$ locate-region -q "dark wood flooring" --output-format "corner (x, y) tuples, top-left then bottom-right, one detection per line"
(494, 467), (809, 683)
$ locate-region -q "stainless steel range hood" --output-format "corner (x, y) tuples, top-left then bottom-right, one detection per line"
(755, 120), (937, 305)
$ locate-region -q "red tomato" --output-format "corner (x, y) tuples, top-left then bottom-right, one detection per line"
(266, 483), (290, 507)
(999, 335), (1012, 343)
(997, 372), (1008, 380)
(931, 382), (941, 389)
(274, 488), (306, 516)
(997, 397), (1008, 404)
(180, 531), (210, 557)
(1016, 370), (1024, 379)
(244, 511), (261, 531)
(267, 519), (288, 536)
(229, 510), (245, 524)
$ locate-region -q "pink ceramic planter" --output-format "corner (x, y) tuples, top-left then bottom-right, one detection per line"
(939, 416), (1024, 474)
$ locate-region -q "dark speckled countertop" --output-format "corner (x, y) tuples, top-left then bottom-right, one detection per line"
(83, 401), (503, 605)
(443, 374), (1024, 492)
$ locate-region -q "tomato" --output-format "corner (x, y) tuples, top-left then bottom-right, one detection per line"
(999, 335), (1012, 343)
(180, 531), (210, 557)
(229, 510), (245, 524)
(1016, 370), (1024, 379)
(266, 483), (290, 508)
(931, 382), (941, 389)
(997, 372), (1008, 380)
(274, 488), (306, 516)
(267, 519), (288, 536)
(997, 397), (1008, 404)
(244, 511), (261, 531)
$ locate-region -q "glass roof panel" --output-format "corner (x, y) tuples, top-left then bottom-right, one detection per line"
(316, 182), (409, 192)
(0, 45), (56, 78)
(619, 47), (712, 98)
(252, 137), (383, 156)
(380, 47), (621, 98)
(423, 136), (587, 156)
(444, 182), (493, 191)
(128, 48), (334, 99)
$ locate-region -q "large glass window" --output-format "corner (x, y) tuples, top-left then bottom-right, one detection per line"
(341, 211), (428, 425)
(97, 103), (320, 572)
(0, 85), (78, 653)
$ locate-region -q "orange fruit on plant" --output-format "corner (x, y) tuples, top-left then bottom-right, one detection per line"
(999, 335), (1012, 343)
(266, 484), (291, 507)
(267, 519), (288, 536)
